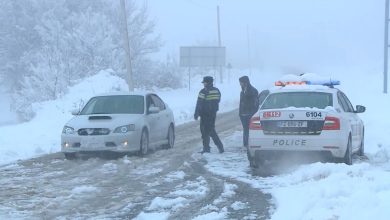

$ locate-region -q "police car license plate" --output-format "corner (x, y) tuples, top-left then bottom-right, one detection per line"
(277, 121), (307, 128)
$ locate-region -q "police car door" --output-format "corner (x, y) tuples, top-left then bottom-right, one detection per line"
(337, 92), (361, 151)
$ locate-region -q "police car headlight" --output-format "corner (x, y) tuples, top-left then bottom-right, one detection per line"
(114, 124), (135, 133)
(62, 126), (75, 135)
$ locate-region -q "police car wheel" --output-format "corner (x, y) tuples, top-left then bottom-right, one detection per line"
(343, 136), (352, 165)
(247, 151), (259, 168)
(357, 132), (364, 157)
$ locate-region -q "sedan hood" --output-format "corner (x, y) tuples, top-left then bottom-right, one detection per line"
(65, 114), (143, 130)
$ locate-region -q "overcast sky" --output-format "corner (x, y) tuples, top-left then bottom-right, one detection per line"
(147, 0), (384, 73)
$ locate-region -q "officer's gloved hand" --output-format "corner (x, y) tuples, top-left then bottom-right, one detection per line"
(194, 114), (199, 121)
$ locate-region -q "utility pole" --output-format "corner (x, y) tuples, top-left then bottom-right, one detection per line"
(217, 5), (223, 83)
(384, 0), (390, 93)
(120, 0), (134, 91)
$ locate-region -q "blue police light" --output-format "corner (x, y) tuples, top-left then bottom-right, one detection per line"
(305, 79), (340, 87)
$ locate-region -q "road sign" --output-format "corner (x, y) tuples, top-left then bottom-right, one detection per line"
(180, 46), (226, 67)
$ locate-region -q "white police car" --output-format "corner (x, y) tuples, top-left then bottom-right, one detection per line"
(247, 74), (365, 167)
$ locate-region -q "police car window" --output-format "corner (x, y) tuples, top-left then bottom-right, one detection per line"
(258, 90), (270, 107)
(261, 92), (333, 110)
(337, 92), (353, 112)
(341, 92), (354, 112)
(337, 92), (347, 111)
(151, 95), (166, 111)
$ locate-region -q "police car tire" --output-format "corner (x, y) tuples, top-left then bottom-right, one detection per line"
(247, 151), (259, 168)
(357, 132), (364, 157)
(343, 136), (352, 165)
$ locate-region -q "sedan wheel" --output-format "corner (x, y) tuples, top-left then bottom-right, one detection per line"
(64, 153), (76, 160)
(139, 130), (149, 156)
(167, 125), (175, 149)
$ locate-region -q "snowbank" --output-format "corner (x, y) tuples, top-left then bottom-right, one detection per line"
(0, 69), (276, 165)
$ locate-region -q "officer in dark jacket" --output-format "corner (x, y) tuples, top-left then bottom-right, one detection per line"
(194, 76), (224, 153)
(239, 76), (259, 147)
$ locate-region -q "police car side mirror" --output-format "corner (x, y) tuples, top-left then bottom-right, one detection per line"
(355, 105), (366, 113)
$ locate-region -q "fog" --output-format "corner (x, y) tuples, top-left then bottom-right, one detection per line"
(0, 0), (385, 121)
(148, 0), (384, 73)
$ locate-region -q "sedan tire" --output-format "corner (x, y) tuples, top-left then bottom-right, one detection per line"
(139, 129), (149, 156)
(163, 124), (175, 149)
(64, 153), (76, 160)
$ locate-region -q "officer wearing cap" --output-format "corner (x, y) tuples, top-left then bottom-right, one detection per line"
(194, 76), (224, 154)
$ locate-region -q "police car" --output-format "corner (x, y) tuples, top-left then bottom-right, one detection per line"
(247, 74), (365, 167)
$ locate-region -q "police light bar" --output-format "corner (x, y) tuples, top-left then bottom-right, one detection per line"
(305, 79), (340, 87)
(275, 73), (340, 87)
(275, 79), (340, 87)
(275, 81), (306, 86)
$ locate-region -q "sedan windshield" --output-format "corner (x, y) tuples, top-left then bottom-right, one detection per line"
(261, 92), (333, 110)
(80, 95), (144, 115)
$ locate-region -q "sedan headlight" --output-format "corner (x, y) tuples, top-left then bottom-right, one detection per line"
(114, 124), (135, 133)
(62, 126), (75, 135)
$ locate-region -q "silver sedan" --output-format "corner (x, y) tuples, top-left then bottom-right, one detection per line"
(61, 92), (175, 159)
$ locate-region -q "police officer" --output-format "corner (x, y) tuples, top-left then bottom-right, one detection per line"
(194, 76), (224, 154)
(239, 75), (259, 148)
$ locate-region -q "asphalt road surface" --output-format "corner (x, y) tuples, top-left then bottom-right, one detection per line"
(0, 110), (272, 219)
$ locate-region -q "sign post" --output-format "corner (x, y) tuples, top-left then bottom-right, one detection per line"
(180, 46), (226, 90)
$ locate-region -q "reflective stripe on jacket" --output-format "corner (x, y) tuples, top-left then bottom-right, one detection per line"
(195, 86), (221, 117)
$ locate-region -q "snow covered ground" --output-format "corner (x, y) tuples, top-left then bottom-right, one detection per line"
(202, 130), (390, 220)
(1, 67), (390, 219)
(199, 69), (390, 219)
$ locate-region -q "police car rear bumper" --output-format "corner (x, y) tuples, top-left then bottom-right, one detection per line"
(248, 132), (347, 158)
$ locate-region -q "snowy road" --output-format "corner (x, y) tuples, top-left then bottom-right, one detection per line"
(0, 110), (272, 220)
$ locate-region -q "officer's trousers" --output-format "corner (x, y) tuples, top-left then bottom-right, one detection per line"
(200, 113), (224, 152)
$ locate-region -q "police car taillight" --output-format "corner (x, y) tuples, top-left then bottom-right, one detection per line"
(323, 116), (340, 130)
(249, 116), (262, 130)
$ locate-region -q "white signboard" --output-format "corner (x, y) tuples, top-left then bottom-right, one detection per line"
(180, 46), (226, 67)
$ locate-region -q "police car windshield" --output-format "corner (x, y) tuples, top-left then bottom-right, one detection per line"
(261, 92), (333, 110)
(80, 95), (145, 115)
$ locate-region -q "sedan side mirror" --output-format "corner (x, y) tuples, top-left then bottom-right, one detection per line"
(149, 106), (160, 114)
(71, 109), (80, 115)
(355, 105), (366, 113)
